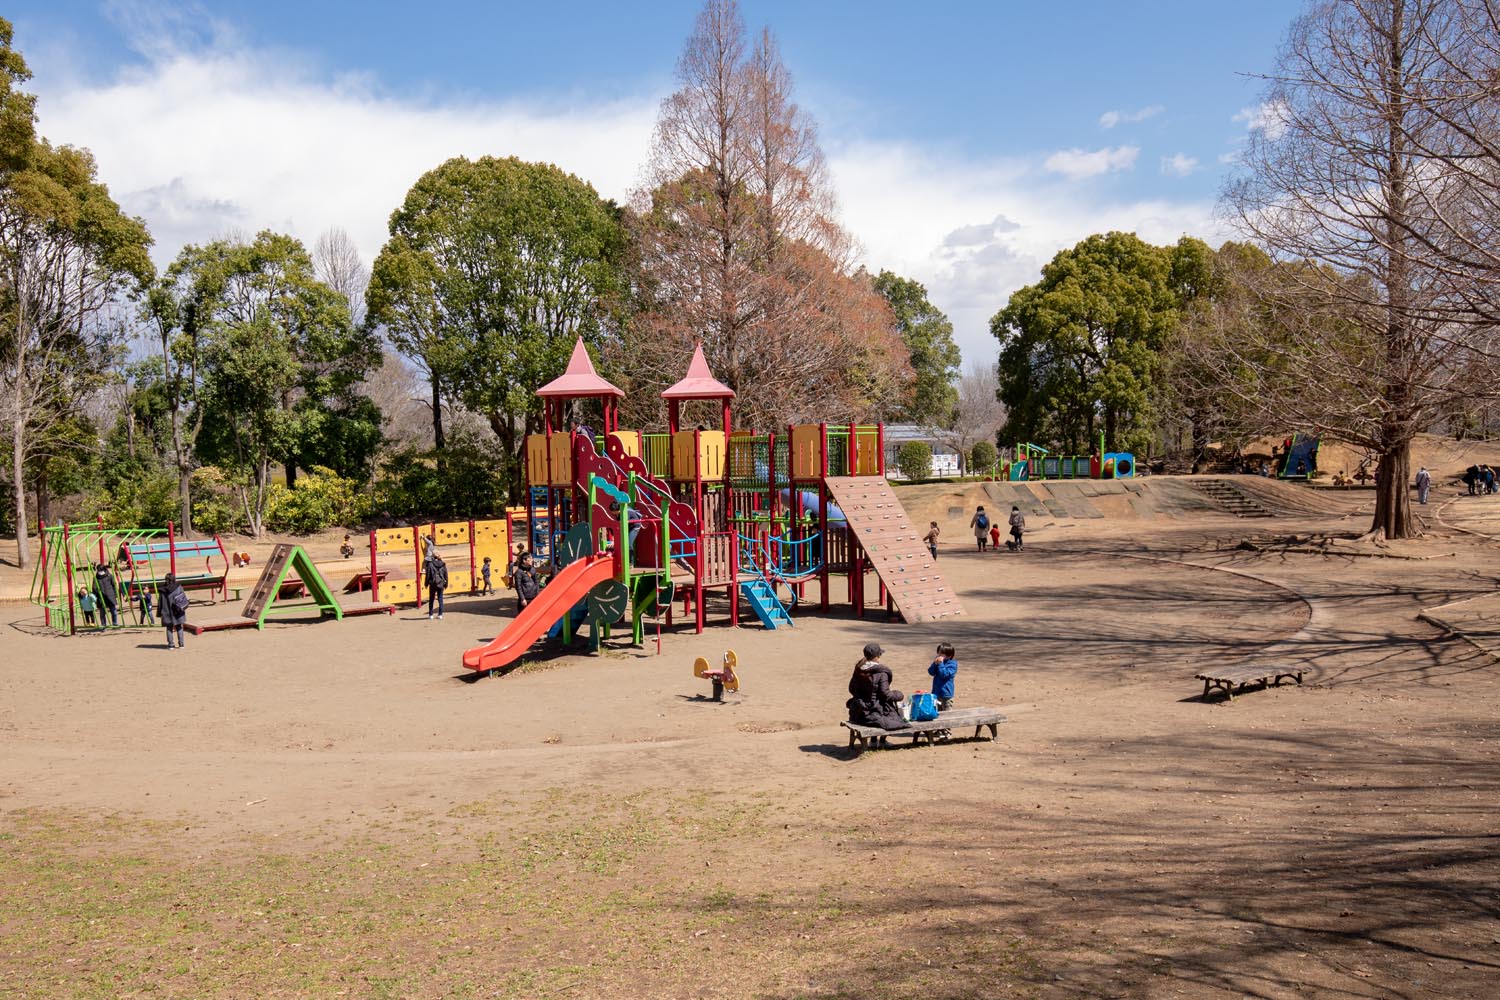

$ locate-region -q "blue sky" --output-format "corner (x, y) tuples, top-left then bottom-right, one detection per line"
(12, 0), (1308, 363)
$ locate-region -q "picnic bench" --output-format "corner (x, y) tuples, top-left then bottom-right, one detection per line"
(842, 707), (1006, 751)
(1196, 665), (1305, 701)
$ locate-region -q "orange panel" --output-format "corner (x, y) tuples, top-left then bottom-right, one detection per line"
(698, 430), (726, 480)
(790, 425), (822, 479)
(526, 433), (549, 486)
(671, 430), (697, 481)
(548, 432), (573, 485)
(610, 430), (641, 460)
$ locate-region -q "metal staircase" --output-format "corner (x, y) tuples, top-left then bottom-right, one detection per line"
(739, 577), (793, 629)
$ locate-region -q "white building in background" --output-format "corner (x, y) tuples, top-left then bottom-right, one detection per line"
(882, 424), (963, 479)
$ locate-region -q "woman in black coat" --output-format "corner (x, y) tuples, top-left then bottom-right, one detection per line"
(846, 642), (906, 730)
(159, 573), (188, 650)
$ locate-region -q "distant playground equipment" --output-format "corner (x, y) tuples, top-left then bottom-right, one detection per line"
(186, 543), (393, 634)
(458, 339), (963, 678)
(1277, 432), (1321, 480)
(29, 519), (229, 635)
(1002, 434), (1134, 481)
(367, 517), (515, 606)
(693, 649), (740, 701)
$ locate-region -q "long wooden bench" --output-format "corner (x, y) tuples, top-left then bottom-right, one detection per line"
(1196, 665), (1305, 701)
(841, 707), (1006, 750)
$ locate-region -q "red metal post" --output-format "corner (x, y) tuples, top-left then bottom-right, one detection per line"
(37, 518), (49, 607)
(97, 515), (106, 569)
(167, 520), (177, 578)
(63, 523), (77, 636)
(369, 529), (380, 602)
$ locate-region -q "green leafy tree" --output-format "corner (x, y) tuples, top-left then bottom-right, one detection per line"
(991, 232), (1196, 456)
(894, 441), (933, 483)
(195, 311), (301, 536)
(0, 20), (153, 565)
(167, 231), (379, 530)
(366, 156), (627, 499)
(969, 439), (998, 473)
(872, 270), (959, 425)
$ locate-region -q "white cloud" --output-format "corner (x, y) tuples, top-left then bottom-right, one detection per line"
(1234, 100), (1290, 140)
(1160, 153), (1199, 177)
(1098, 104), (1163, 129)
(29, 34), (1229, 368)
(30, 45), (657, 271)
(1042, 145), (1139, 180)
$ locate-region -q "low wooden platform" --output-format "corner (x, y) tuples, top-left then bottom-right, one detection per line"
(1196, 664), (1304, 701)
(842, 707), (1006, 750)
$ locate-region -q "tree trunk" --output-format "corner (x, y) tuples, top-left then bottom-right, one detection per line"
(12, 413), (29, 569)
(178, 470), (194, 538)
(431, 374), (446, 451)
(35, 472), (49, 524)
(1371, 434), (1413, 540)
(285, 461), (298, 490)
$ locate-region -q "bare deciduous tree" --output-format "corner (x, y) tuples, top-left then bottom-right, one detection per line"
(625, 0), (910, 430)
(1224, 0), (1500, 539)
(313, 228), (369, 328)
(936, 362), (1005, 472)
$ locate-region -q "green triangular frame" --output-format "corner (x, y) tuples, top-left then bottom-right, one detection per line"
(243, 544), (343, 629)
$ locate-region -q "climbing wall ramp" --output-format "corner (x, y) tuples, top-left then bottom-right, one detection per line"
(822, 477), (964, 623)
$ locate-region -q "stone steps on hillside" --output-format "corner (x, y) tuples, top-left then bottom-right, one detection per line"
(1188, 478), (1277, 518)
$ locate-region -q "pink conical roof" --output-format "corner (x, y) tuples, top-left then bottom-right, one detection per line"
(537, 338), (624, 398)
(661, 343), (736, 400)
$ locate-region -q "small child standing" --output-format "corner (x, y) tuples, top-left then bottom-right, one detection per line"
(923, 521), (940, 559)
(77, 589), (97, 626)
(480, 556), (494, 596)
(928, 642), (958, 711)
(139, 586), (155, 627)
(988, 520), (1001, 552)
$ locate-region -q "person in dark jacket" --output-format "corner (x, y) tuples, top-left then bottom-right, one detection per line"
(92, 563), (120, 629)
(424, 548), (448, 620)
(846, 642), (906, 731)
(159, 573), (188, 649)
(513, 551), (540, 613)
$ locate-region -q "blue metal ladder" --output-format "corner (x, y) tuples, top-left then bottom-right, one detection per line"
(739, 578), (792, 630)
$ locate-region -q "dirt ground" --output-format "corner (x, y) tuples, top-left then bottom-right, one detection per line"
(2, 478), (1499, 999)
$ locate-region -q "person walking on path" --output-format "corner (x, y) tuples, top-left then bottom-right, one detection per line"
(923, 521), (940, 560)
(1008, 506), (1026, 551)
(1416, 466), (1431, 505)
(423, 547), (448, 620)
(159, 573), (188, 649)
(92, 563), (120, 629)
(970, 506), (990, 552)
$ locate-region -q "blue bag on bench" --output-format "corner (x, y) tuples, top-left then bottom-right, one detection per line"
(908, 691), (938, 722)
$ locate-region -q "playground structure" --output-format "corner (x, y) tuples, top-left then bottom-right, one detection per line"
(368, 518), (512, 606)
(185, 543), (393, 634)
(693, 650), (741, 702)
(29, 520), (228, 635)
(459, 339), (963, 676)
(1277, 432), (1321, 480)
(1001, 434), (1135, 482)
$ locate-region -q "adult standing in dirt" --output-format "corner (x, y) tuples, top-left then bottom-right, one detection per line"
(424, 547), (448, 620)
(159, 573), (188, 649)
(846, 642), (905, 731)
(970, 506), (990, 552)
(91, 563), (120, 629)
(1415, 466), (1431, 505)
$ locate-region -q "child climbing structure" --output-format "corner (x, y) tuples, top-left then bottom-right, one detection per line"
(458, 339), (962, 677)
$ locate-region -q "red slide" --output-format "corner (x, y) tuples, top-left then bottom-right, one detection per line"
(461, 555), (616, 674)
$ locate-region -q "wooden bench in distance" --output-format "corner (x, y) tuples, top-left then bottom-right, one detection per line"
(841, 707), (1006, 751)
(1196, 664), (1305, 701)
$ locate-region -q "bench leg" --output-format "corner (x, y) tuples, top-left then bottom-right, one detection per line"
(987, 723), (998, 740)
(1202, 679), (1212, 701)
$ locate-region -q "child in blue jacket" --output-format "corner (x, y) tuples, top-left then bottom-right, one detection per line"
(928, 642), (958, 711)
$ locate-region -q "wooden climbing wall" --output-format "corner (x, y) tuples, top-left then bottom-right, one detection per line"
(240, 544), (295, 620)
(822, 477), (963, 623)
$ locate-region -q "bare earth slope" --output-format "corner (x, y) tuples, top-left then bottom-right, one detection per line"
(1, 479), (1498, 999)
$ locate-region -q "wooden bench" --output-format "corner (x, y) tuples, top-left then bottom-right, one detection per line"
(842, 707), (1006, 750)
(1196, 665), (1305, 701)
